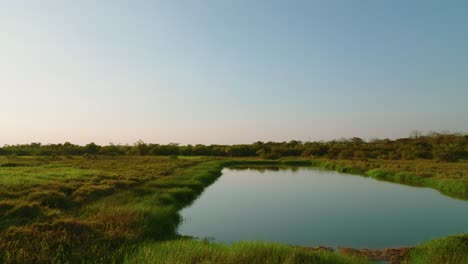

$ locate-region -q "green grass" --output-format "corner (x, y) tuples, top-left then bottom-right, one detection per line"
(404, 234), (468, 264)
(123, 240), (369, 264)
(294, 158), (468, 200)
(0, 156), (467, 263)
(0, 156), (204, 263)
(0, 165), (104, 187)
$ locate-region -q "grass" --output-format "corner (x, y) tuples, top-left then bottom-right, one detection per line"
(0, 155), (467, 263)
(123, 240), (369, 264)
(307, 159), (468, 200)
(404, 234), (468, 264)
(0, 156), (204, 263)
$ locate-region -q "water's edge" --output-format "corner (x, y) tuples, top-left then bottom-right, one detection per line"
(175, 159), (467, 263)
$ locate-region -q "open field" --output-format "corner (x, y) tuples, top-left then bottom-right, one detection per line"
(0, 155), (467, 263)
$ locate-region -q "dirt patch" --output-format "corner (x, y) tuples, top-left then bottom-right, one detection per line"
(339, 246), (413, 264)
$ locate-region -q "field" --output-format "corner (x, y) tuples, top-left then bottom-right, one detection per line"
(0, 155), (467, 263)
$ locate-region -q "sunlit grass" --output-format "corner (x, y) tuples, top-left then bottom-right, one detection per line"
(0, 165), (103, 187)
(0, 156), (467, 263)
(404, 234), (468, 264)
(123, 240), (370, 264)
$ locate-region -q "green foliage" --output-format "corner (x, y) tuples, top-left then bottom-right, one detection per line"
(1, 133), (466, 163)
(124, 239), (369, 264)
(84, 142), (100, 155)
(404, 234), (468, 264)
(134, 140), (150, 156)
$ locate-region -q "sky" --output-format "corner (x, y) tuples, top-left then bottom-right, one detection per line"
(1, 0), (467, 145)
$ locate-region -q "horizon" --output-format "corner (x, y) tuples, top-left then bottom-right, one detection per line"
(2, 1), (468, 145)
(1, 130), (465, 147)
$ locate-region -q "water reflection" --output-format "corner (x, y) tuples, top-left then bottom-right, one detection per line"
(178, 167), (468, 249)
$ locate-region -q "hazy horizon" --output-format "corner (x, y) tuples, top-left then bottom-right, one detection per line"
(0, 129), (466, 146)
(2, 1), (468, 145)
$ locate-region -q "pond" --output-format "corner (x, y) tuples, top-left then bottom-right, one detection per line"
(178, 167), (468, 249)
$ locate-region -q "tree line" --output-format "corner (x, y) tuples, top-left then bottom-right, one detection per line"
(0, 132), (466, 162)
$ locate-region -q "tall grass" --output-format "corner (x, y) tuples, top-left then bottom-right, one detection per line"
(123, 240), (369, 264)
(0, 156), (204, 263)
(404, 234), (468, 264)
(297, 159), (468, 200)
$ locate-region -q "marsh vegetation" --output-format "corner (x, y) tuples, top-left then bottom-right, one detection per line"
(0, 139), (467, 263)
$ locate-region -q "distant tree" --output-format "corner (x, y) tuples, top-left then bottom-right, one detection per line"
(432, 144), (462, 162)
(134, 140), (149, 156)
(351, 137), (365, 145)
(410, 130), (422, 138)
(100, 144), (126, 156)
(192, 145), (210, 156)
(353, 150), (367, 160)
(0, 132), (466, 160)
(84, 142), (100, 155)
(338, 149), (354, 160)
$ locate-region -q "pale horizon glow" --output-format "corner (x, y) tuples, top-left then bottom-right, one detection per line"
(1, 1), (468, 145)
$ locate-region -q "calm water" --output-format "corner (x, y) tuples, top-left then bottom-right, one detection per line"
(178, 167), (468, 249)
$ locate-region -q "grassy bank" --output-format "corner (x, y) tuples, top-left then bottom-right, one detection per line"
(0, 156), (227, 263)
(305, 159), (468, 200)
(123, 240), (368, 264)
(404, 234), (468, 264)
(120, 235), (468, 264)
(222, 157), (468, 199)
(0, 156), (467, 263)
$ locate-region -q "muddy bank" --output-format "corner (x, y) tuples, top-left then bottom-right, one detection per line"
(338, 247), (412, 264)
(298, 245), (412, 264)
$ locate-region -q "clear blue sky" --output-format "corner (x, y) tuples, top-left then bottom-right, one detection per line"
(1, 1), (467, 145)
